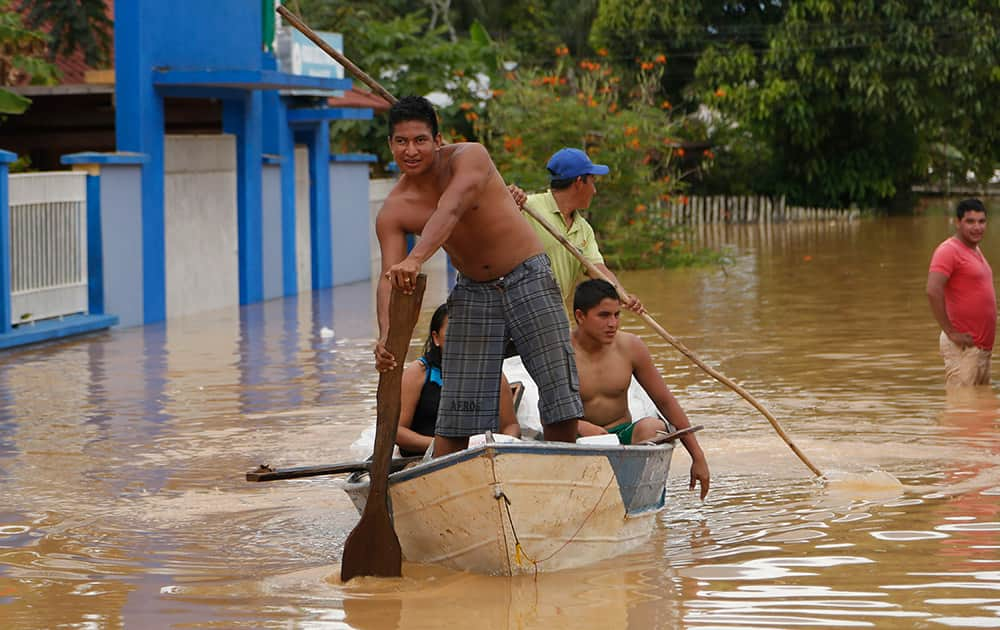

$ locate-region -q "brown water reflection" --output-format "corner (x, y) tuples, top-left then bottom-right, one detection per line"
(1, 216), (999, 628)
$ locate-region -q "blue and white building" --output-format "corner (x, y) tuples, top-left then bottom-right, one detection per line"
(0, 0), (383, 349)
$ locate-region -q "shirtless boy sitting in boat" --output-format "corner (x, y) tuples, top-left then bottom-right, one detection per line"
(572, 279), (711, 499)
(374, 96), (583, 457)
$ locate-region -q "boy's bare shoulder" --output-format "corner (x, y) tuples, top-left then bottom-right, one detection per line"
(618, 331), (650, 357)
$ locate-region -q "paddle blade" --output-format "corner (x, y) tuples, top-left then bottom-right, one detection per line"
(340, 275), (426, 581)
(340, 507), (402, 581)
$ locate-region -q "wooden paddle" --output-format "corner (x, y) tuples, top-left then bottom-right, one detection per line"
(340, 274), (426, 581)
(640, 425), (703, 446)
(521, 204), (824, 478)
(246, 456), (422, 482)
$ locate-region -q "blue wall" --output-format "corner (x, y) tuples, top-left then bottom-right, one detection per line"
(0, 150), (14, 334)
(142, 1), (263, 71)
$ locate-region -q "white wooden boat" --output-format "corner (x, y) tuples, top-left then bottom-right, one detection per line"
(343, 435), (677, 576)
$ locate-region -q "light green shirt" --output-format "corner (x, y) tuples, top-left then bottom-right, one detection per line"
(524, 191), (605, 314)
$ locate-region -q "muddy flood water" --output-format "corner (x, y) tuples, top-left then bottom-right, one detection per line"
(1, 214), (998, 629)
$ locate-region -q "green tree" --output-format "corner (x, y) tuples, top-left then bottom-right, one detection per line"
(0, 0), (59, 114)
(702, 1), (998, 208)
(447, 0), (602, 61)
(591, 0), (785, 110)
(592, 0), (999, 210)
(297, 3), (506, 165)
(18, 0), (113, 66)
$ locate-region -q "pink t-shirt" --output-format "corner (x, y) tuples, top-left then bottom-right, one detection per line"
(929, 237), (997, 350)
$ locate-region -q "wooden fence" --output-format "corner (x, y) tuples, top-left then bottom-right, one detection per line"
(659, 195), (860, 225)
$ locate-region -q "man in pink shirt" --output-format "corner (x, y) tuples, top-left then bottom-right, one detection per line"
(927, 198), (996, 387)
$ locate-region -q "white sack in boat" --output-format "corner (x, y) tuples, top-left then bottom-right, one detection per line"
(348, 356), (662, 458)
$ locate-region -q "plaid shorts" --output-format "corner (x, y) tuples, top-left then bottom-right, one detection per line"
(436, 254), (583, 437)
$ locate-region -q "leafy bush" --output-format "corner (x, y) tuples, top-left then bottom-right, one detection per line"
(479, 51), (718, 268)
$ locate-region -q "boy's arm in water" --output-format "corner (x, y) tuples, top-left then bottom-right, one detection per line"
(628, 334), (710, 499)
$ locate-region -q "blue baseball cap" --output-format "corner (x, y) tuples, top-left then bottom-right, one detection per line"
(546, 148), (610, 180)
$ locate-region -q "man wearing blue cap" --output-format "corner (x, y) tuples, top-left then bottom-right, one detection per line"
(521, 148), (642, 318)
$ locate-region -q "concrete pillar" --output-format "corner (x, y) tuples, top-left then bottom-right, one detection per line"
(329, 153), (376, 286)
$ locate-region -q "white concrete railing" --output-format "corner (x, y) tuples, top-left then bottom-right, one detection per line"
(7, 172), (88, 325)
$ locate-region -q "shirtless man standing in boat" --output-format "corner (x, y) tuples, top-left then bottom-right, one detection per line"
(373, 96), (582, 457)
(572, 279), (710, 498)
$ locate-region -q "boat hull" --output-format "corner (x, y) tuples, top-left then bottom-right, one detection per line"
(344, 440), (674, 575)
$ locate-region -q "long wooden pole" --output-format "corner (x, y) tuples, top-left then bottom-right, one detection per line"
(522, 205), (824, 478)
(275, 6), (823, 479)
(246, 456), (422, 482)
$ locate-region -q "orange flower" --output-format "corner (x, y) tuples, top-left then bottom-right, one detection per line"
(597, 48), (608, 57)
(675, 147), (685, 157)
(702, 149), (715, 159)
(624, 125), (638, 136)
(454, 69), (465, 77)
(640, 61), (655, 71)
(491, 89), (505, 98)
(503, 135), (523, 152)
(558, 77), (567, 85)
(660, 194), (671, 202)
(660, 100), (672, 109)
(635, 204), (647, 213)
(661, 175), (671, 183)
(588, 98), (598, 107)
(459, 102), (473, 111)
(465, 111), (478, 122)
(651, 241), (664, 253)
(655, 54), (666, 64)
(681, 195), (689, 205)
(628, 138), (641, 149)
(714, 88), (726, 98)
(555, 45), (570, 57)
(608, 103), (618, 113)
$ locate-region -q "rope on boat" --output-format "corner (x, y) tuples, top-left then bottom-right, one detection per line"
(486, 444), (617, 576)
(486, 444), (518, 576)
